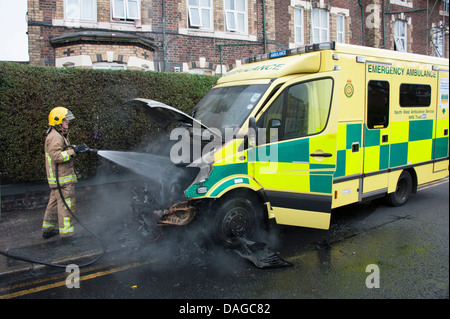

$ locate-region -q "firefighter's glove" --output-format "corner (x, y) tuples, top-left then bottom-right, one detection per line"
(73, 143), (89, 155)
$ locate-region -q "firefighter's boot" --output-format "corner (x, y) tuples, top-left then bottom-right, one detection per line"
(42, 229), (59, 239)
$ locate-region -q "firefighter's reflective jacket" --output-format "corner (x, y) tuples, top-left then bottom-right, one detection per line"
(45, 127), (77, 188)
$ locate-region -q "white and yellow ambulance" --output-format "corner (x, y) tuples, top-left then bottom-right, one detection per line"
(135, 42), (449, 244)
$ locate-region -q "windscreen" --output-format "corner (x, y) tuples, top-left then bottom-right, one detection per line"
(191, 84), (269, 136)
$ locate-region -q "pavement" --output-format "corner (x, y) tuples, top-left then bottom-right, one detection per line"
(0, 177), (145, 279)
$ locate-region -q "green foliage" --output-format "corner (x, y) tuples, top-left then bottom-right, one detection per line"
(0, 62), (219, 183)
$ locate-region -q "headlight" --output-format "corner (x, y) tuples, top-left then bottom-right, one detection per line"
(191, 164), (212, 184)
(188, 151), (214, 184)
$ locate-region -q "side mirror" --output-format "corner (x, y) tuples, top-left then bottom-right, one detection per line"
(270, 118), (281, 129)
(248, 117), (257, 148)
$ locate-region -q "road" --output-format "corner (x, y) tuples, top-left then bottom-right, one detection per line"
(0, 177), (448, 302)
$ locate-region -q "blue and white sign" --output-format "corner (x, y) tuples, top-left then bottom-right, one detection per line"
(270, 50), (287, 59)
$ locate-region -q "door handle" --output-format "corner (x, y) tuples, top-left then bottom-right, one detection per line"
(310, 152), (333, 158)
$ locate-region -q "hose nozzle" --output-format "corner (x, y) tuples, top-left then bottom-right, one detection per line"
(88, 148), (98, 154)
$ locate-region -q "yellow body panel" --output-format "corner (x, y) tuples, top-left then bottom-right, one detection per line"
(272, 207), (331, 230)
(388, 170), (403, 194)
(331, 179), (360, 209)
(218, 52), (321, 84)
(363, 174), (388, 194)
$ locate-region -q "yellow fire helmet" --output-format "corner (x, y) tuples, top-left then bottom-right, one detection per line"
(48, 107), (75, 126)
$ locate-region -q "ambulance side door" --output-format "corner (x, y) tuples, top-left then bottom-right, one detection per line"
(363, 62), (391, 195)
(251, 71), (339, 230)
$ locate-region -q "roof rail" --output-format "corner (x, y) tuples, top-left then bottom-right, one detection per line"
(242, 41), (335, 64)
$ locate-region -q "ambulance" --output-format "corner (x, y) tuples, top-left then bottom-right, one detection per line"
(132, 42), (449, 244)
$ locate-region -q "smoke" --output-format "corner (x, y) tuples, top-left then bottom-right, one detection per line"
(81, 144), (284, 272)
(77, 127), (244, 272)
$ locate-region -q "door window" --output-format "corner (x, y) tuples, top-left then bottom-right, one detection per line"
(258, 78), (333, 143)
(367, 80), (389, 129)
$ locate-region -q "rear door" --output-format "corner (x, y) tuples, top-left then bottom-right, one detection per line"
(434, 70), (449, 172)
(250, 71), (339, 230)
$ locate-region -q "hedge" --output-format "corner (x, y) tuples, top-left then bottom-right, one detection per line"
(0, 62), (219, 183)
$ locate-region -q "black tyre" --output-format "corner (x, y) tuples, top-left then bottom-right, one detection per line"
(213, 196), (262, 246)
(386, 170), (413, 207)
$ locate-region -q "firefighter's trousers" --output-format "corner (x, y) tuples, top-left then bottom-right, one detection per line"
(42, 184), (76, 238)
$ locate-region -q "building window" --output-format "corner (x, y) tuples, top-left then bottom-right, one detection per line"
(65, 0), (97, 21)
(225, 0), (248, 34)
(294, 8), (304, 44)
(394, 20), (407, 51)
(112, 0), (140, 21)
(336, 15), (345, 43)
(432, 28), (444, 57)
(312, 9), (329, 43)
(188, 0), (213, 30)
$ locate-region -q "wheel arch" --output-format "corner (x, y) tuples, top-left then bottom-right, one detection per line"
(216, 187), (267, 211)
(406, 168), (418, 194)
(214, 186), (270, 226)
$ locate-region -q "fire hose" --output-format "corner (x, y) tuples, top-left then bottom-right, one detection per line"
(0, 145), (106, 269)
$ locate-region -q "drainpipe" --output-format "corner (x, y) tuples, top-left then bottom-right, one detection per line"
(162, 0), (167, 72)
(262, 0), (267, 53)
(359, 0), (365, 46)
(381, 0), (386, 48)
(385, 8), (428, 14)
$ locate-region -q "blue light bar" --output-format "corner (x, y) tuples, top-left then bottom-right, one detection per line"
(270, 50), (287, 59)
(242, 41), (336, 65)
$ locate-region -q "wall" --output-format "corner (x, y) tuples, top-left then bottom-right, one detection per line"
(27, 0), (449, 71)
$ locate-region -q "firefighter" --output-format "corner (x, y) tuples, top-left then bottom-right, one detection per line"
(42, 107), (89, 242)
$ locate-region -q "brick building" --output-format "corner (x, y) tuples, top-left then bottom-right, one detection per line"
(27, 0), (449, 73)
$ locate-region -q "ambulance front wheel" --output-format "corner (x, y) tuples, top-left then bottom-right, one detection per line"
(213, 194), (264, 246)
(386, 170), (413, 207)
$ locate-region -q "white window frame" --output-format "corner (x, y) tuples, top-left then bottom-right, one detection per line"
(64, 0), (97, 22)
(336, 14), (345, 43)
(224, 0), (248, 34)
(394, 20), (407, 52)
(444, 0), (449, 15)
(93, 62), (127, 70)
(294, 7), (304, 44)
(187, 0), (213, 30)
(432, 28), (444, 57)
(311, 9), (329, 43)
(112, 0), (141, 21)
(389, 0), (412, 8)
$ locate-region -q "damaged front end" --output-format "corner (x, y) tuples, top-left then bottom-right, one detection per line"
(123, 98), (292, 268)
(124, 98), (216, 236)
(130, 184), (198, 240)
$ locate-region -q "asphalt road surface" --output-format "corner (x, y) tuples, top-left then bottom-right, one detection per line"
(1, 177), (448, 302)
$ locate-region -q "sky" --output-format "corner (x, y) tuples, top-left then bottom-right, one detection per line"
(0, 0), (29, 61)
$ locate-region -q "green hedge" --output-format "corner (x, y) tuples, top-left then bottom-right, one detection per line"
(0, 62), (219, 183)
